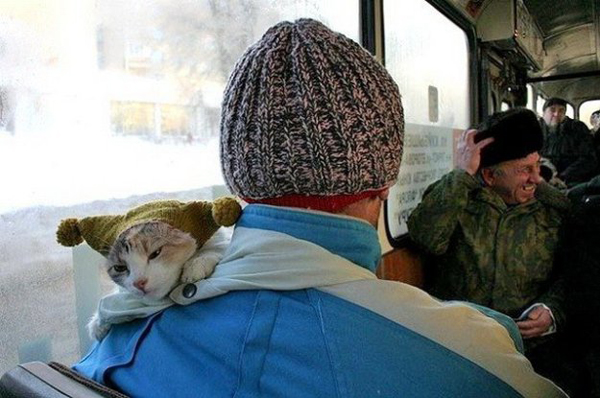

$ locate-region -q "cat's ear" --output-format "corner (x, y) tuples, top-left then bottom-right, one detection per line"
(211, 197), (242, 227)
(56, 218), (84, 246)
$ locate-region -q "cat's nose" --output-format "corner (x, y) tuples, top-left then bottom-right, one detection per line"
(133, 278), (148, 293)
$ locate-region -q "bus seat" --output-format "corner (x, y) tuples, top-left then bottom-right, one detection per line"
(0, 361), (127, 398)
(377, 245), (425, 288)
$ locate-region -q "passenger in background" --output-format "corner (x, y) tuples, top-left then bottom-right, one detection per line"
(408, 108), (576, 395)
(591, 110), (600, 175)
(72, 20), (566, 398)
(539, 97), (597, 186)
(591, 110), (600, 134)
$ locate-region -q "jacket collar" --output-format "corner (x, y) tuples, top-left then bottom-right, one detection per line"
(540, 116), (574, 135)
(474, 185), (541, 213)
(473, 182), (568, 214)
(236, 204), (382, 272)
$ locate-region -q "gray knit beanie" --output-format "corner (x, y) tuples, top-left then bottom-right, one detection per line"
(220, 18), (404, 212)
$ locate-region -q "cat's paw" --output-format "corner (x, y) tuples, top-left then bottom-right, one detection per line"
(87, 313), (111, 341)
(181, 256), (218, 283)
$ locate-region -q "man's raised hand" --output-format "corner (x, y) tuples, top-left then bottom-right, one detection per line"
(456, 129), (494, 176)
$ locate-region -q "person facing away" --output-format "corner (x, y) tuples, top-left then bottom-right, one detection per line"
(408, 108), (574, 394)
(73, 20), (565, 398)
(539, 97), (597, 186)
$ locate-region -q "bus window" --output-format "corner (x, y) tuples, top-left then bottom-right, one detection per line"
(566, 103), (575, 119)
(384, 0), (469, 242)
(536, 95), (546, 116)
(527, 84), (535, 110)
(580, 99), (600, 129)
(0, 0), (358, 375)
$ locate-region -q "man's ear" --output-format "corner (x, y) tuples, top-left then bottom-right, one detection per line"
(481, 168), (495, 186)
(378, 188), (390, 201)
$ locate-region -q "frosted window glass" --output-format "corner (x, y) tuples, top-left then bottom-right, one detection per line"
(536, 95), (546, 116)
(566, 103), (575, 119)
(527, 84), (534, 111)
(580, 100), (600, 129)
(384, 0), (470, 239)
(0, 0), (358, 375)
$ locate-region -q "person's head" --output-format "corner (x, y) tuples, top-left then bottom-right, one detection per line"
(590, 110), (600, 131)
(220, 19), (404, 227)
(475, 108), (544, 205)
(481, 153), (542, 205)
(542, 97), (568, 127)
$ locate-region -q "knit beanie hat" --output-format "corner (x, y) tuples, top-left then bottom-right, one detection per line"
(56, 197), (241, 258)
(543, 97), (567, 111)
(475, 108), (543, 168)
(220, 18), (404, 212)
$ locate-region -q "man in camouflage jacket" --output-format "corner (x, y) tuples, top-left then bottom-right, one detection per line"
(408, 165), (569, 326)
(408, 108), (574, 392)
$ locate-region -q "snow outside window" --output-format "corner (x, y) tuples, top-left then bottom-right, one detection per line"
(0, 0), (358, 374)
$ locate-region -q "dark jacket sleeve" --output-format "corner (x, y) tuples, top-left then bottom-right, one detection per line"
(537, 261), (567, 330)
(560, 120), (597, 184)
(564, 180), (600, 334)
(535, 186), (572, 330)
(407, 169), (480, 256)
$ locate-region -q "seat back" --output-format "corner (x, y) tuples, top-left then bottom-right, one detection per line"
(0, 362), (127, 398)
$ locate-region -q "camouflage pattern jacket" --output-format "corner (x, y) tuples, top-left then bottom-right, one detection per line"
(408, 169), (570, 328)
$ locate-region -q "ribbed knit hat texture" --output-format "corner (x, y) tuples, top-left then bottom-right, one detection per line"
(56, 198), (241, 258)
(220, 19), (404, 211)
(475, 108), (543, 168)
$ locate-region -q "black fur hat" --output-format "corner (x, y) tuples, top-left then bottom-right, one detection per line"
(475, 108), (543, 168)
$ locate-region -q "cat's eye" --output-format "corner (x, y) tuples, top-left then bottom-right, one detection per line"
(148, 248), (162, 260)
(112, 264), (128, 273)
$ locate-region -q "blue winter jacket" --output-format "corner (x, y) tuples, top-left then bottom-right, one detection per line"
(74, 204), (565, 398)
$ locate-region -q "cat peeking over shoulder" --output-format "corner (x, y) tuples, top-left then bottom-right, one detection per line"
(56, 197), (242, 340)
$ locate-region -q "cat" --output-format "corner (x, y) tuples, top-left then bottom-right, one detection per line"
(88, 222), (230, 340)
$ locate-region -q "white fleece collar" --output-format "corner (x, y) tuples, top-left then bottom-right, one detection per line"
(97, 226), (376, 325)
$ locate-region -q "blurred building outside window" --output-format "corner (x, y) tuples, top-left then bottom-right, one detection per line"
(0, 0), (358, 374)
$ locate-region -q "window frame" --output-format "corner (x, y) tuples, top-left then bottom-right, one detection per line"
(383, 0), (478, 248)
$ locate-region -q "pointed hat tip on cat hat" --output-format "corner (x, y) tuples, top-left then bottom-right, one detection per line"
(56, 197), (242, 258)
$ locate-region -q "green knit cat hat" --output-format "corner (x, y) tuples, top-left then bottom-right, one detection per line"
(56, 197), (242, 258)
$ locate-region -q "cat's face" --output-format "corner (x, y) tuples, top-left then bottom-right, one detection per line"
(106, 221), (197, 299)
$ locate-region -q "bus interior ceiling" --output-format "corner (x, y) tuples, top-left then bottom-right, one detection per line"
(524, 0), (599, 108)
(382, 0), (600, 280)
(461, 0), (600, 114)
